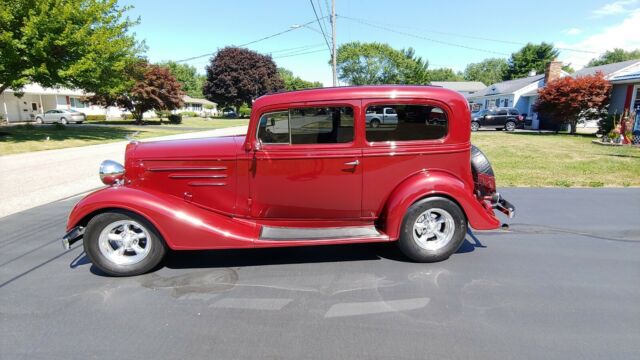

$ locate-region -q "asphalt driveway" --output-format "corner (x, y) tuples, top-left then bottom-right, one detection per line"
(1, 188), (639, 359)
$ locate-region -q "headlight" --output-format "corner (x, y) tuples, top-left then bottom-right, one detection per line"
(99, 160), (125, 185)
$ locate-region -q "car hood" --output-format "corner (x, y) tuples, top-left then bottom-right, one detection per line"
(131, 134), (246, 160)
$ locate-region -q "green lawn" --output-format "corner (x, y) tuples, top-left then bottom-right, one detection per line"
(472, 131), (640, 187)
(0, 118), (248, 155)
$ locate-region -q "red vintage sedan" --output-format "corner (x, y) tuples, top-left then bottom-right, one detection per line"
(62, 86), (514, 276)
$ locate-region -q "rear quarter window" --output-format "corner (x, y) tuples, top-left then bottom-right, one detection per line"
(365, 104), (447, 142)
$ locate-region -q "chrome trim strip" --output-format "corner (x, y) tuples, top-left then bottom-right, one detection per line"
(188, 181), (227, 187)
(169, 174), (227, 179)
(260, 225), (383, 240)
(148, 166), (227, 172)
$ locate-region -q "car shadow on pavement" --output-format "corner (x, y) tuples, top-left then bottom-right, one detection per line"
(82, 231), (486, 276)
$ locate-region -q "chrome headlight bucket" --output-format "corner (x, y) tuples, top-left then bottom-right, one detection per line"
(99, 160), (125, 185)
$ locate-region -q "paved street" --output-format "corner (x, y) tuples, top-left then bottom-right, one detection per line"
(0, 125), (247, 218)
(1, 188), (639, 359)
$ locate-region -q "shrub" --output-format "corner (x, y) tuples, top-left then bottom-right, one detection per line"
(179, 111), (198, 117)
(120, 113), (135, 120)
(86, 114), (107, 121)
(168, 114), (182, 124)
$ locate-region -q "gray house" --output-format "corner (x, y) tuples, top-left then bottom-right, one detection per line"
(573, 59), (640, 115)
(431, 81), (486, 98)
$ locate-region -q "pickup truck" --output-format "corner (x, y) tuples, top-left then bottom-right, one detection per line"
(62, 85), (514, 276)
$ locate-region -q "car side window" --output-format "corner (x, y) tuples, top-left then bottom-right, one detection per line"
(508, 109), (519, 115)
(497, 109), (508, 115)
(257, 106), (354, 145)
(365, 104), (447, 142)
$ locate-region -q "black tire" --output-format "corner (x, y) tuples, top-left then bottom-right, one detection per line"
(505, 121), (516, 131)
(470, 144), (494, 177)
(470, 121), (480, 131)
(84, 210), (167, 276)
(76, 121), (83, 124)
(370, 119), (381, 128)
(35, 117), (43, 124)
(398, 197), (467, 262)
(60, 117), (68, 125)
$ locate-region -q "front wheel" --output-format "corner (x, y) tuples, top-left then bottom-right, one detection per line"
(84, 210), (167, 276)
(60, 118), (68, 125)
(35, 117), (44, 124)
(398, 197), (467, 263)
(370, 119), (381, 128)
(470, 121), (480, 131)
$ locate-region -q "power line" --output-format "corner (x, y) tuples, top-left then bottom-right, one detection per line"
(340, 15), (510, 56)
(309, 0), (332, 52)
(341, 15), (599, 55)
(273, 48), (330, 59)
(175, 17), (327, 63)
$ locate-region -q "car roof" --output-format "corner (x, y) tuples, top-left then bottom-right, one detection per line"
(252, 85), (466, 110)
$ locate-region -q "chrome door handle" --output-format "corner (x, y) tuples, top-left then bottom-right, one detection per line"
(344, 160), (359, 166)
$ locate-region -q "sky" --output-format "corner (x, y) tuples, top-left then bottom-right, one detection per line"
(121, 0), (640, 86)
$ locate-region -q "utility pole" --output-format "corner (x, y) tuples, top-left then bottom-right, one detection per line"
(331, 0), (337, 87)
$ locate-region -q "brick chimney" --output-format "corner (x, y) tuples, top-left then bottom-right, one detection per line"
(544, 60), (563, 84)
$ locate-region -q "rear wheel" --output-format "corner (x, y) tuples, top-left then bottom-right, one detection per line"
(370, 119), (381, 128)
(84, 210), (167, 276)
(35, 117), (43, 124)
(60, 117), (68, 125)
(505, 121), (516, 131)
(398, 197), (467, 263)
(470, 121), (480, 131)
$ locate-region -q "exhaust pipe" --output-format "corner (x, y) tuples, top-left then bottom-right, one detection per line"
(62, 226), (85, 250)
(490, 193), (515, 218)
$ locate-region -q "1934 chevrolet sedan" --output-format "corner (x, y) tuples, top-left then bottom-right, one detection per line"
(62, 86), (514, 276)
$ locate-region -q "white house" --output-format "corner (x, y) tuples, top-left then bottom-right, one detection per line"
(0, 84), (218, 122)
(178, 95), (217, 116)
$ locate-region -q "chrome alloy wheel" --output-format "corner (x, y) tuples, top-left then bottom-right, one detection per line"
(98, 220), (151, 266)
(412, 208), (456, 251)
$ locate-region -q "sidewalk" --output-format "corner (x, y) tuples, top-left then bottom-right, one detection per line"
(0, 125), (247, 218)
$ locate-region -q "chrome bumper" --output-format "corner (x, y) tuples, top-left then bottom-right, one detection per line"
(490, 193), (515, 218)
(62, 226), (84, 250)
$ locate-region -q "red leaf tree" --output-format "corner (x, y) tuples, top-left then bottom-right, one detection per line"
(203, 47), (284, 113)
(90, 61), (184, 124)
(534, 72), (611, 134)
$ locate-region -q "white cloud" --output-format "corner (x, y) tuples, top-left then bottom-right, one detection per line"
(592, 0), (638, 17)
(558, 9), (640, 68)
(564, 28), (582, 35)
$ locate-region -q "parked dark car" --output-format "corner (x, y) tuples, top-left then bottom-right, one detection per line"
(471, 107), (524, 131)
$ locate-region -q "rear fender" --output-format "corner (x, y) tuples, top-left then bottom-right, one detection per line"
(67, 187), (258, 250)
(382, 171), (500, 239)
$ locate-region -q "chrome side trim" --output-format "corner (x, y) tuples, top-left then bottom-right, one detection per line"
(169, 174), (227, 179)
(147, 166), (227, 172)
(260, 225), (384, 240)
(188, 181), (227, 187)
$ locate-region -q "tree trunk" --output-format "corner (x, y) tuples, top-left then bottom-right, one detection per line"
(0, 83), (9, 96)
(569, 120), (577, 134)
(134, 109), (144, 125)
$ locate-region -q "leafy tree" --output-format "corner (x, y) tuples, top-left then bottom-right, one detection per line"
(159, 61), (205, 98)
(278, 68), (322, 90)
(587, 48), (640, 67)
(335, 42), (429, 85)
(506, 42), (559, 80)
(464, 58), (508, 85)
(89, 62), (184, 124)
(534, 72), (611, 134)
(203, 47), (284, 113)
(0, 0), (142, 96)
(427, 68), (464, 82)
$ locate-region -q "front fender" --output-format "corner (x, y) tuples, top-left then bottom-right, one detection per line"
(67, 186), (258, 250)
(383, 171), (500, 239)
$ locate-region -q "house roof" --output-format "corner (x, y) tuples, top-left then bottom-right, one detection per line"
(431, 81), (486, 92)
(610, 70), (640, 83)
(572, 59), (640, 78)
(1, 83), (87, 96)
(183, 95), (216, 106)
(469, 74), (544, 98)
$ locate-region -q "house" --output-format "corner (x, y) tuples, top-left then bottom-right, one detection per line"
(467, 61), (569, 129)
(431, 81), (486, 98)
(0, 84), (219, 123)
(573, 59), (640, 115)
(178, 96), (217, 116)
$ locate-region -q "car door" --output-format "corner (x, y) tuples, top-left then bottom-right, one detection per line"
(249, 100), (363, 219)
(44, 110), (56, 123)
(483, 109), (496, 126)
(495, 109), (508, 126)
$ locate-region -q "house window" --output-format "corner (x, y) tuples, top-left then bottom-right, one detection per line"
(69, 97), (87, 108)
(502, 98), (509, 107)
(494, 99), (500, 107)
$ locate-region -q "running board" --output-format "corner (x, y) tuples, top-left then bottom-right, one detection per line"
(260, 225), (385, 241)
